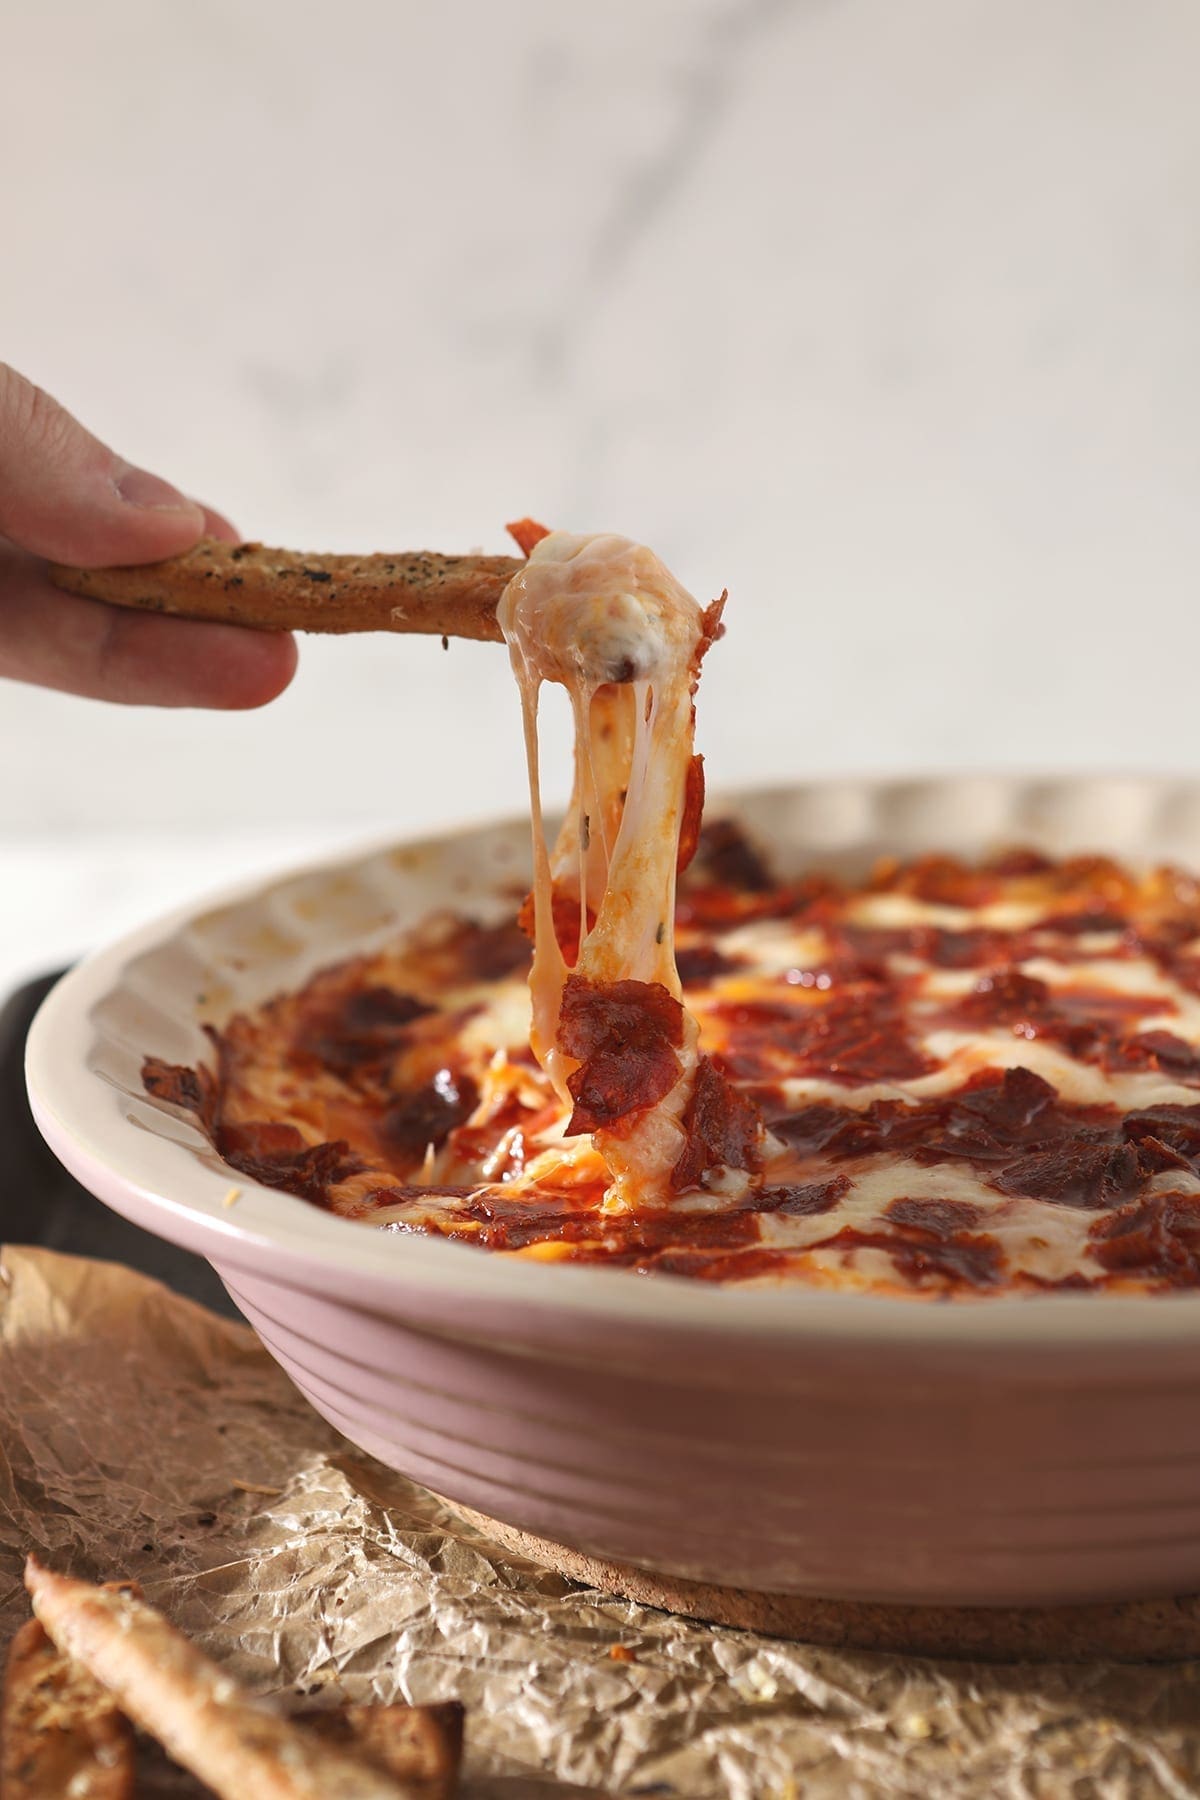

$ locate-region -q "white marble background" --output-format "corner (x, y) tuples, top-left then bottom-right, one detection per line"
(4, 0), (1200, 983)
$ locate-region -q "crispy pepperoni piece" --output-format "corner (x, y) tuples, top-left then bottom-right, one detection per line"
(692, 818), (774, 893)
(379, 1070), (480, 1163)
(984, 848), (1056, 878)
(885, 1195), (985, 1234)
(716, 992), (935, 1086)
(558, 975), (684, 1135)
(892, 1232), (1005, 1288)
(771, 1094), (950, 1162)
(1125, 1031), (1200, 1081)
(838, 924), (1016, 970)
(757, 1175), (851, 1217)
(669, 1055), (764, 1193)
(294, 985), (434, 1075)
(517, 887), (591, 963)
(776, 1069), (1054, 1166)
(1092, 1191), (1200, 1285)
(696, 594), (727, 669)
(644, 1246), (793, 1282)
(143, 1056), (215, 1124)
(371, 1183), (477, 1205)
(215, 1121), (362, 1203)
(444, 916), (532, 980)
(937, 972), (1189, 1079)
(945, 968), (1056, 1028)
(1122, 1102), (1200, 1161)
(675, 942), (740, 984)
(992, 1141), (1147, 1210)
(506, 517), (552, 556)
(676, 754), (706, 875)
(945, 1065), (1060, 1145)
(867, 855), (1004, 908)
(818, 1224), (1005, 1289)
(436, 1189), (763, 1259)
(778, 1070), (1200, 1216)
(1048, 908), (1128, 935)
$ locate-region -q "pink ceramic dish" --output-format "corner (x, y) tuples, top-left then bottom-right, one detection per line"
(25, 775), (1200, 1609)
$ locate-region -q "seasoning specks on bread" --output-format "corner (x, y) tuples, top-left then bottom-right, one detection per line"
(50, 538), (522, 641)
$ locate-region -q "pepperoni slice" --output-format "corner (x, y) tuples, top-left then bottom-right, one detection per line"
(558, 975), (685, 1135)
(670, 1055), (763, 1193)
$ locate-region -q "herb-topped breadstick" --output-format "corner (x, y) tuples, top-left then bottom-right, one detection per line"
(50, 539), (524, 642)
(1, 1614), (135, 1800)
(24, 1559), (435, 1800)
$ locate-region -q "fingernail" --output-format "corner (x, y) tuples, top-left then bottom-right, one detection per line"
(116, 464), (201, 515)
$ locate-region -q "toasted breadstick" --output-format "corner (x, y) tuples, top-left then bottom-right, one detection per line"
(2, 1615), (135, 1800)
(49, 540), (523, 642)
(24, 1559), (426, 1800)
(303, 1701), (463, 1800)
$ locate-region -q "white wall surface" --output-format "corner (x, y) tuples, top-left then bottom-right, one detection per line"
(5, 0), (1200, 849)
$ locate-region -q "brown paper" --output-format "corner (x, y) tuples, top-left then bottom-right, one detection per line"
(4, 1244), (1200, 1799)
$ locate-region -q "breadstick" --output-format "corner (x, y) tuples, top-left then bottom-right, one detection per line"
(1, 1614), (135, 1800)
(303, 1701), (464, 1800)
(49, 540), (522, 642)
(24, 1559), (425, 1800)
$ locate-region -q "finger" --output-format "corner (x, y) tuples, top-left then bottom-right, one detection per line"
(198, 502), (240, 544)
(0, 363), (206, 565)
(0, 545), (297, 708)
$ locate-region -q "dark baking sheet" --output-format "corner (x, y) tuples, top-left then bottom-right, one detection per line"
(1, 969), (238, 1317)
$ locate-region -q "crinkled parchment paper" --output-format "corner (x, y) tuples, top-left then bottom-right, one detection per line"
(3, 1246), (1200, 1799)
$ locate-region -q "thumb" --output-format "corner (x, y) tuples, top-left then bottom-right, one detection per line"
(0, 364), (206, 566)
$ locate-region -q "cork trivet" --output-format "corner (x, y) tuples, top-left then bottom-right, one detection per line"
(451, 1505), (1200, 1665)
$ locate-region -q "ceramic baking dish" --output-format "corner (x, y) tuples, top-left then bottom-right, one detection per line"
(26, 775), (1200, 1608)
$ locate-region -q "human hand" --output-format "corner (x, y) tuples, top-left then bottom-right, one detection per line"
(0, 364), (296, 706)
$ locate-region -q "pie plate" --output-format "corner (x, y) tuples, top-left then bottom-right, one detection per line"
(25, 775), (1200, 1609)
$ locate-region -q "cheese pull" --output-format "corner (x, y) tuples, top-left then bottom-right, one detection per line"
(497, 531), (748, 1206)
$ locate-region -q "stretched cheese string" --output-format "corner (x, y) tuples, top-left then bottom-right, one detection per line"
(498, 532), (709, 1205)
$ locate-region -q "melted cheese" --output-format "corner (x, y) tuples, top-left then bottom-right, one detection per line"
(497, 531), (708, 1205)
(164, 846), (1200, 1295)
